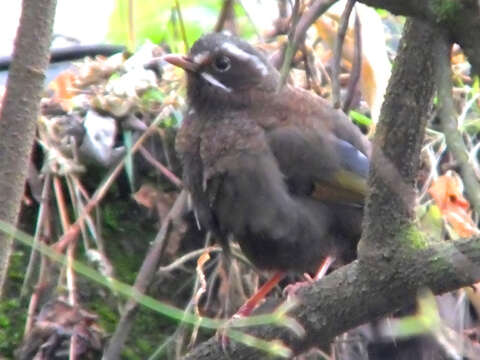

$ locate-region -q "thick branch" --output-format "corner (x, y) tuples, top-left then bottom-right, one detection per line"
(359, 18), (436, 256)
(183, 238), (480, 359)
(0, 0), (57, 297)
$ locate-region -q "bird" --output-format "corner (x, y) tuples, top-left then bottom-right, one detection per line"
(164, 32), (370, 317)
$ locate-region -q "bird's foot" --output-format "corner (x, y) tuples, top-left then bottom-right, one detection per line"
(282, 273), (314, 298)
(283, 256), (336, 298)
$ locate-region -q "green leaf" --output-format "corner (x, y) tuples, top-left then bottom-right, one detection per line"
(349, 110), (373, 127)
(141, 88), (165, 110)
(391, 290), (441, 338)
(107, 0), (221, 51)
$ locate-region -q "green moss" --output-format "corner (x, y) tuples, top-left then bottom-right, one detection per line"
(431, 0), (463, 22)
(0, 299), (26, 357)
(401, 225), (429, 250)
(89, 302), (119, 333)
(103, 201), (128, 230)
(121, 309), (175, 359)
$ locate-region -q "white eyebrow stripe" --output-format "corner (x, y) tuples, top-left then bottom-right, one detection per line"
(200, 72), (232, 92)
(221, 42), (268, 77)
(221, 43), (251, 61)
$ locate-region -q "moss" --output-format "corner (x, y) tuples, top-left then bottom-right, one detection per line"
(121, 309), (175, 359)
(101, 198), (157, 283)
(103, 201), (129, 230)
(88, 301), (119, 333)
(0, 299), (26, 357)
(431, 0), (463, 22)
(93, 199), (178, 358)
(401, 225), (429, 250)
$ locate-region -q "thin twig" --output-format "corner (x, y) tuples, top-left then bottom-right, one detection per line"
(139, 145), (183, 188)
(278, 0), (302, 89)
(435, 39), (480, 214)
(21, 174), (52, 297)
(175, 0), (189, 53)
(332, 0), (355, 108)
(214, 0), (235, 33)
(53, 108), (171, 253)
(53, 177), (78, 307)
(158, 246), (221, 274)
(302, 43), (323, 95)
(274, 0), (337, 79)
(343, 7), (361, 113)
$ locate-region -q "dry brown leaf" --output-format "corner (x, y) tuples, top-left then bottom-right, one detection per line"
(428, 172), (479, 237)
(48, 70), (78, 111)
(314, 1), (391, 122)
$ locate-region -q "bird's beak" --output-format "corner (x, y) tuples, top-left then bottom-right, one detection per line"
(163, 54), (199, 73)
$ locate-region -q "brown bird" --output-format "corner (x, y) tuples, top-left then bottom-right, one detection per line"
(164, 33), (370, 316)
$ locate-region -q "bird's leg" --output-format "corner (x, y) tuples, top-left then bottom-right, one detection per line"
(218, 271), (285, 348)
(284, 256), (336, 297)
(313, 256), (336, 281)
(234, 271), (286, 317)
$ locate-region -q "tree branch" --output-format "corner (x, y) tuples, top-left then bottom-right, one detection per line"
(0, 0), (57, 297)
(434, 29), (480, 214)
(183, 238), (480, 360)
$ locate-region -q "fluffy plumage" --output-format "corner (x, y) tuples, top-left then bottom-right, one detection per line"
(166, 33), (370, 273)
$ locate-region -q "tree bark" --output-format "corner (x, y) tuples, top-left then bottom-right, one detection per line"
(0, 0), (57, 297)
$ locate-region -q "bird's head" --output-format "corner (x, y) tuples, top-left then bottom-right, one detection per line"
(164, 33), (279, 112)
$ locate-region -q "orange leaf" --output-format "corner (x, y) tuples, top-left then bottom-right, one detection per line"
(428, 172), (478, 237)
(48, 70), (77, 111)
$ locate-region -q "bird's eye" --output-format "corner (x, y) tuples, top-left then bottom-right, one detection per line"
(213, 56), (231, 72)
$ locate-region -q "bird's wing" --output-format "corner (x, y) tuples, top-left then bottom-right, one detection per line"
(266, 126), (369, 203)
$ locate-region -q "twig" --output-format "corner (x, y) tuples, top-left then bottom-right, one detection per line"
(278, 0), (302, 89)
(70, 175), (105, 253)
(214, 0), (235, 33)
(53, 108), (171, 254)
(435, 38), (480, 214)
(174, 0), (189, 53)
(302, 43), (323, 95)
(53, 176), (78, 307)
(139, 145), (183, 188)
(342, 7), (362, 113)
(21, 174), (52, 297)
(274, 0), (337, 79)
(332, 0), (355, 108)
(157, 246), (221, 274)
(24, 213), (54, 337)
